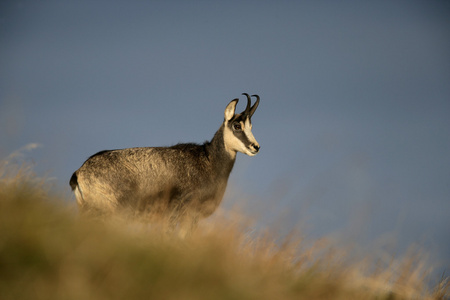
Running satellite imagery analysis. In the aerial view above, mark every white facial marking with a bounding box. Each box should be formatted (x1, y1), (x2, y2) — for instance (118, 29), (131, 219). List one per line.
(243, 118), (259, 156)
(223, 122), (240, 158)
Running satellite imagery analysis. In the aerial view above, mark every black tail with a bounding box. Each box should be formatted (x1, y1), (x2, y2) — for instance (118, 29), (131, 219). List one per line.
(69, 172), (78, 191)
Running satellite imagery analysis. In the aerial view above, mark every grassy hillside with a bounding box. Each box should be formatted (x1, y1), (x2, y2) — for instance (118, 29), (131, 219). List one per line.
(0, 157), (448, 299)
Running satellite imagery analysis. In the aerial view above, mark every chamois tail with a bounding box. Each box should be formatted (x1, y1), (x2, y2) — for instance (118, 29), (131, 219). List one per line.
(69, 172), (78, 191)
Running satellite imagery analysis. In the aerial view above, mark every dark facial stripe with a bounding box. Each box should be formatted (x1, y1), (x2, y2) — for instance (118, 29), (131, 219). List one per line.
(234, 130), (253, 147)
(227, 115), (254, 147)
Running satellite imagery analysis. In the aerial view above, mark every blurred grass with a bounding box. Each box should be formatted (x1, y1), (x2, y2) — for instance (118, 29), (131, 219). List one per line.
(0, 147), (448, 300)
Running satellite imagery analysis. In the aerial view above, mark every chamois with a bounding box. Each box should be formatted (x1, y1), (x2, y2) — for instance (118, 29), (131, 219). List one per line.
(70, 93), (260, 221)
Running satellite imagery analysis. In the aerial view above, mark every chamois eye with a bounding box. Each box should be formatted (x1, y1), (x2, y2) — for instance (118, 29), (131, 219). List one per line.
(233, 123), (242, 131)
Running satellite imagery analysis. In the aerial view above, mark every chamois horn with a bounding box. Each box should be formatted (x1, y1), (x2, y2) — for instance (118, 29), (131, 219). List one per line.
(242, 93), (252, 115)
(250, 94), (260, 118)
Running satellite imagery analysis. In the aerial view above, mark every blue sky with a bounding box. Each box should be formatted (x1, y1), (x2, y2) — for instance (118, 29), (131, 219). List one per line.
(1, 0), (449, 275)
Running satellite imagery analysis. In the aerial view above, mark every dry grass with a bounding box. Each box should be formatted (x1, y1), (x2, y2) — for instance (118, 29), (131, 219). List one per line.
(0, 147), (448, 300)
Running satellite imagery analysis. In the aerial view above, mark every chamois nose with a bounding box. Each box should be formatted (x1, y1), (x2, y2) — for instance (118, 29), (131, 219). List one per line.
(252, 144), (260, 153)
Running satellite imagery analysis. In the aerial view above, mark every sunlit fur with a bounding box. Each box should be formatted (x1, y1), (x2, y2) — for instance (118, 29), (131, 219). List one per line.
(70, 94), (260, 221)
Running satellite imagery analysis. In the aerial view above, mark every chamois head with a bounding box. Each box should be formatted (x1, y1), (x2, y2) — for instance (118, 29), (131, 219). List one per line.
(223, 93), (260, 157)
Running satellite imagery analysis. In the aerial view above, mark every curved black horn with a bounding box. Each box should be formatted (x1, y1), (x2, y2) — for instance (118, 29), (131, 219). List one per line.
(242, 93), (252, 115)
(249, 94), (260, 117)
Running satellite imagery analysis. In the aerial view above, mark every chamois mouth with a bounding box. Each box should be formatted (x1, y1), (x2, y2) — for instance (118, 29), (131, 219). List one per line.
(248, 151), (259, 157)
(248, 144), (260, 156)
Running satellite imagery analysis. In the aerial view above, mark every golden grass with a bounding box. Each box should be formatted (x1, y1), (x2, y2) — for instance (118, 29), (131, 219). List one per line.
(0, 148), (448, 300)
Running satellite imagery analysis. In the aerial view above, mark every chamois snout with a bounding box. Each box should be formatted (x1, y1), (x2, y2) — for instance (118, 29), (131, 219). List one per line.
(251, 143), (260, 154)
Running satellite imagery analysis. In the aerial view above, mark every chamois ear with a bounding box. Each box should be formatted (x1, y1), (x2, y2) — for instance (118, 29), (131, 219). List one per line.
(224, 98), (238, 121)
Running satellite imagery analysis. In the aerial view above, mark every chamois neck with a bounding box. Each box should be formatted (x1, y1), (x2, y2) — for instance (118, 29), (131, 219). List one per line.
(207, 124), (236, 165)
